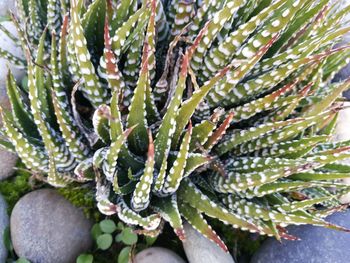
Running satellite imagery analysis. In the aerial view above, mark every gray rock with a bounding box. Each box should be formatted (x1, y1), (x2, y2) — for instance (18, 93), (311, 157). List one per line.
(182, 222), (235, 263)
(0, 150), (17, 180)
(11, 189), (93, 263)
(0, 0), (16, 16)
(335, 55), (350, 99)
(133, 247), (186, 263)
(0, 195), (9, 262)
(251, 210), (350, 263)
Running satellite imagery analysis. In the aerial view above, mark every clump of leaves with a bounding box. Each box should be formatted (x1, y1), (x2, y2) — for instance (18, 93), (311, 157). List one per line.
(0, 162), (31, 212)
(1, 0), (350, 252)
(80, 219), (154, 263)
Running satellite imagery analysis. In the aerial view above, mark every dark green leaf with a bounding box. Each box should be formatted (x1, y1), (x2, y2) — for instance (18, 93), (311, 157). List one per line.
(97, 234), (113, 250)
(118, 246), (131, 263)
(120, 228), (138, 245)
(99, 219), (117, 234)
(76, 254), (93, 263)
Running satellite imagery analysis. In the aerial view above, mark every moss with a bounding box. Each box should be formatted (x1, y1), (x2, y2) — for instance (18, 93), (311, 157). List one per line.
(0, 162), (32, 213)
(57, 184), (100, 221)
(0, 159), (98, 220)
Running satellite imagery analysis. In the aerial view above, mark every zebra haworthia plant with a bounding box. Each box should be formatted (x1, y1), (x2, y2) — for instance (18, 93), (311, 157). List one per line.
(2, 0), (350, 251)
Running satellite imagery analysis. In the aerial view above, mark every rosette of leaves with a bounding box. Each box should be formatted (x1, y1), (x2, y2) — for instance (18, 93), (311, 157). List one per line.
(2, 0), (350, 252)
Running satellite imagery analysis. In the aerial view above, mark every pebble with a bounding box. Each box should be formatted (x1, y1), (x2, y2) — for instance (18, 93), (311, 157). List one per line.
(182, 222), (235, 263)
(0, 0), (16, 17)
(133, 247), (186, 263)
(251, 210), (350, 263)
(0, 194), (9, 262)
(10, 189), (93, 263)
(0, 150), (17, 180)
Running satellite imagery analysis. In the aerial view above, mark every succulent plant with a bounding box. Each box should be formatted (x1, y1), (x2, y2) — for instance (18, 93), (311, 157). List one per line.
(2, 0), (350, 251)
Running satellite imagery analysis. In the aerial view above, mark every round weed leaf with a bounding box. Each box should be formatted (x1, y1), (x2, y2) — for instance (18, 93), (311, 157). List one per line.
(118, 246), (131, 263)
(91, 223), (103, 240)
(117, 222), (124, 230)
(121, 228), (138, 245)
(76, 254), (93, 263)
(97, 233), (113, 250)
(99, 219), (117, 234)
(115, 233), (123, 242)
(16, 258), (30, 263)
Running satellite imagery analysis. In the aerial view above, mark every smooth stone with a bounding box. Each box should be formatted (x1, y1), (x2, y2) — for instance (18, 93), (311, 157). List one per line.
(0, 150), (17, 180)
(11, 189), (93, 263)
(182, 222), (235, 263)
(133, 247), (186, 263)
(0, 195), (9, 262)
(251, 210), (350, 263)
(0, 0), (16, 16)
(333, 102), (350, 143)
